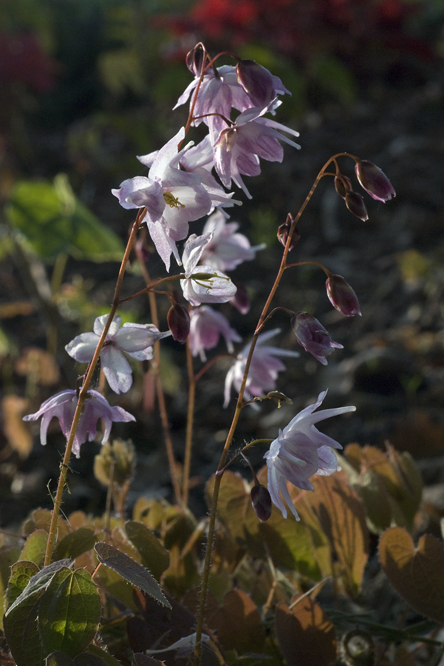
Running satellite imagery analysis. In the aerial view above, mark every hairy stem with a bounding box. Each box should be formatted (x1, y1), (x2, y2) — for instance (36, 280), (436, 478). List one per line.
(44, 208), (145, 566)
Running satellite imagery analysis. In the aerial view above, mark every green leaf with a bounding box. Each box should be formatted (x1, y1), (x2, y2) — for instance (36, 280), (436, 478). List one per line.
(52, 528), (97, 562)
(6, 176), (124, 263)
(4, 578), (45, 666)
(0, 546), (21, 630)
(95, 542), (171, 608)
(6, 559), (72, 617)
(125, 521), (170, 581)
(20, 529), (48, 566)
(6, 559), (39, 607)
(38, 567), (101, 658)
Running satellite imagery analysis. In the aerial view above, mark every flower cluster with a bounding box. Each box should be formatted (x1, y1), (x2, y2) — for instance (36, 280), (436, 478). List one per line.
(21, 43), (395, 528)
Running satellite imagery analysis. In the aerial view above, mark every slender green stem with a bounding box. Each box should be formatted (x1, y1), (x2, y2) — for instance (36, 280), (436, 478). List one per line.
(44, 208), (145, 566)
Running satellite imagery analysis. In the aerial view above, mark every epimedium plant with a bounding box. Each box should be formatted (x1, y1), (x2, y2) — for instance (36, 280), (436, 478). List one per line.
(1, 41), (439, 666)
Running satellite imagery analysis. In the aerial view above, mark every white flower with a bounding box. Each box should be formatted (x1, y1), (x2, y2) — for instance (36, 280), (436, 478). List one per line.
(65, 314), (171, 394)
(264, 390), (356, 519)
(112, 128), (212, 271)
(224, 329), (299, 407)
(201, 211), (265, 271)
(180, 233), (237, 306)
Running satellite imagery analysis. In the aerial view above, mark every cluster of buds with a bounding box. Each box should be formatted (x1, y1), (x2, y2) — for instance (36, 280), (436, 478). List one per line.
(335, 158), (395, 222)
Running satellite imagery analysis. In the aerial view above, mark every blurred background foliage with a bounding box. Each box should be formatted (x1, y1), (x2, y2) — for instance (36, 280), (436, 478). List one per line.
(1, 0), (444, 525)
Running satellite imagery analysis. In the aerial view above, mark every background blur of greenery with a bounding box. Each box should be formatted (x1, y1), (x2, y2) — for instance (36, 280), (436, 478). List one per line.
(1, 0), (444, 523)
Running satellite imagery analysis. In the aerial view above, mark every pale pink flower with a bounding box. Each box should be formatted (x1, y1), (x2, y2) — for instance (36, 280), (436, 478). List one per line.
(23, 389), (135, 458)
(112, 128), (212, 271)
(174, 64), (290, 138)
(214, 101), (300, 198)
(189, 306), (241, 361)
(138, 136), (242, 217)
(224, 329), (299, 407)
(201, 211), (265, 271)
(66, 314), (171, 394)
(180, 233), (237, 306)
(264, 390), (356, 519)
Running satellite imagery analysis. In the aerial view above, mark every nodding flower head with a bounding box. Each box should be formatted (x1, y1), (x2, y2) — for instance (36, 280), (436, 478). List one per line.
(264, 390), (356, 519)
(23, 389), (135, 458)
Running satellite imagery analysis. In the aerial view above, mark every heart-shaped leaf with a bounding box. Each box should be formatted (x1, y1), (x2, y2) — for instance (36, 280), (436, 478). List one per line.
(38, 567), (101, 657)
(379, 527), (444, 624)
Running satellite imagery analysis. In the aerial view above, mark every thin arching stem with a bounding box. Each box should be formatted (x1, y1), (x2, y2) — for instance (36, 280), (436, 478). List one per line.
(44, 208), (145, 566)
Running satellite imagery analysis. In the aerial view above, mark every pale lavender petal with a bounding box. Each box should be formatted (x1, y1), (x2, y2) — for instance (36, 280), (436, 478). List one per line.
(114, 324), (170, 352)
(65, 332), (99, 363)
(182, 233), (213, 276)
(100, 346), (133, 394)
(94, 314), (122, 337)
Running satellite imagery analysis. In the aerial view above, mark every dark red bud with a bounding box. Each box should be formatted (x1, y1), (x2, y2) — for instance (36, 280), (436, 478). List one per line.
(186, 43), (208, 77)
(345, 191), (369, 221)
(326, 274), (361, 317)
(167, 304), (190, 344)
(277, 214), (300, 250)
(231, 281), (250, 314)
(236, 59), (275, 107)
(250, 484), (272, 521)
(334, 175), (352, 199)
(355, 159), (396, 203)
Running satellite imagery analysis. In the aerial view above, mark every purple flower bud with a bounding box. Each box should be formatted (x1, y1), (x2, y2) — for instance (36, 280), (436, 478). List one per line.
(230, 281), (250, 314)
(167, 304), (190, 344)
(186, 43), (208, 77)
(291, 312), (343, 365)
(326, 274), (361, 317)
(236, 59), (275, 107)
(345, 191), (369, 221)
(355, 160), (396, 203)
(277, 214), (300, 250)
(334, 175), (352, 199)
(250, 484), (272, 521)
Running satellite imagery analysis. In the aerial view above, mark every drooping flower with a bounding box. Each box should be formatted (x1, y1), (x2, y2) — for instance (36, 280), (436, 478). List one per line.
(180, 233), (237, 306)
(65, 314), (171, 394)
(355, 159), (396, 202)
(213, 100), (300, 198)
(174, 63), (290, 139)
(291, 312), (343, 365)
(201, 211), (265, 271)
(224, 328), (299, 407)
(345, 191), (369, 221)
(112, 128), (213, 271)
(189, 305), (241, 361)
(23, 389), (135, 458)
(326, 274), (361, 317)
(264, 390), (356, 519)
